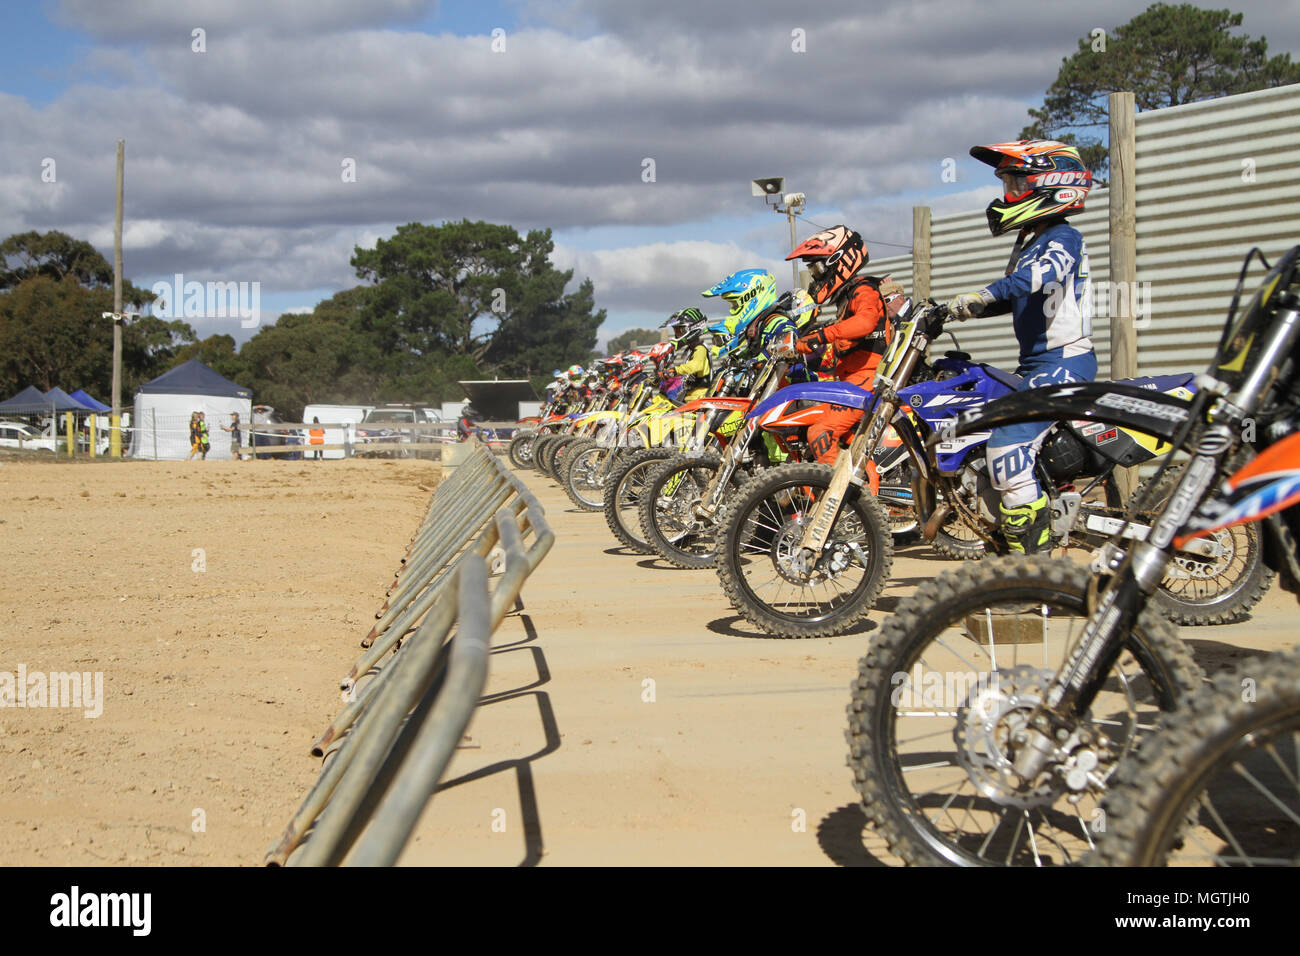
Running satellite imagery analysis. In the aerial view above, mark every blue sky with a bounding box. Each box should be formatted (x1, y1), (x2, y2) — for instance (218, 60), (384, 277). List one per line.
(3, 0), (1298, 345)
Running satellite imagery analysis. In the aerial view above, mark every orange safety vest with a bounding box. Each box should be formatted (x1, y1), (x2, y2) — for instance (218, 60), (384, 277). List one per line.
(309, 427), (325, 445)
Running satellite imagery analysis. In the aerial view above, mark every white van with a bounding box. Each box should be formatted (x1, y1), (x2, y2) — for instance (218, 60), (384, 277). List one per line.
(301, 404), (373, 460)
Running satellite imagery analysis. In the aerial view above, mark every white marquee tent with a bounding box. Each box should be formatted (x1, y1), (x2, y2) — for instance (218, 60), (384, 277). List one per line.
(130, 359), (253, 460)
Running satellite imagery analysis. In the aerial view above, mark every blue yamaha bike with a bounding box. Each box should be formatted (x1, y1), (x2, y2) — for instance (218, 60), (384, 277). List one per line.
(716, 303), (1270, 638)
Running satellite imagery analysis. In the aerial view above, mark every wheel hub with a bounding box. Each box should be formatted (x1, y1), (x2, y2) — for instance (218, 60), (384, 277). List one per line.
(952, 665), (1064, 809)
(1170, 528), (1233, 580)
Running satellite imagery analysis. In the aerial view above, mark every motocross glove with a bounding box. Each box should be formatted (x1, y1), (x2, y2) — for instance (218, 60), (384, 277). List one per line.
(795, 329), (828, 355)
(947, 289), (995, 320)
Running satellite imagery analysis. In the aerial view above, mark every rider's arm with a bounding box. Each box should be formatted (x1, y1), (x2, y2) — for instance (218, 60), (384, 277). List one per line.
(799, 285), (883, 351)
(673, 345), (710, 379)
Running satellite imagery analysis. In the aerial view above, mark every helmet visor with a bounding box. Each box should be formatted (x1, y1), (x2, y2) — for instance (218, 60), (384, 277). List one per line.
(998, 170), (1032, 201)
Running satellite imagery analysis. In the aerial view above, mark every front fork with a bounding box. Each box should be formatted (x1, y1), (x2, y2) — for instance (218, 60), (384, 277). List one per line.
(1010, 436), (1230, 783)
(796, 391), (899, 556)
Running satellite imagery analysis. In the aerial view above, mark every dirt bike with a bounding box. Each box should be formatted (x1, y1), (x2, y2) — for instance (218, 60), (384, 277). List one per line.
(845, 244), (1300, 865)
(598, 349), (787, 554)
(1090, 429), (1300, 866)
(638, 328), (810, 568)
(562, 376), (690, 510)
(715, 299), (1269, 639)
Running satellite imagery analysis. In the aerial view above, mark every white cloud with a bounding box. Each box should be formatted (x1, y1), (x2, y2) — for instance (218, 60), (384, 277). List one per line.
(6, 0), (1298, 334)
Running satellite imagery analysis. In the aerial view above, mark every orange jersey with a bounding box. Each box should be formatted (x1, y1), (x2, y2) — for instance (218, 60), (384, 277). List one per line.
(820, 283), (888, 386)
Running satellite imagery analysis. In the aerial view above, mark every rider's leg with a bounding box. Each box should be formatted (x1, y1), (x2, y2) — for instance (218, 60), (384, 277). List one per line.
(985, 354), (1098, 554)
(987, 422), (1053, 554)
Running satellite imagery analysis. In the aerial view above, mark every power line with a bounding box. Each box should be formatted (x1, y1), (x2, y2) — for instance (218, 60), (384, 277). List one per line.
(800, 213), (912, 250)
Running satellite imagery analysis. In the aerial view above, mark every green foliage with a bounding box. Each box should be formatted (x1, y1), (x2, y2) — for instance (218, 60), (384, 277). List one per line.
(0, 222), (605, 419)
(603, 327), (663, 355)
(351, 219), (602, 373)
(0, 232), (186, 398)
(1021, 3), (1300, 180)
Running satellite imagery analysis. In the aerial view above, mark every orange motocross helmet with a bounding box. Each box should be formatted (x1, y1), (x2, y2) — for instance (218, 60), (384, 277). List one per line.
(970, 140), (1092, 237)
(786, 225), (868, 305)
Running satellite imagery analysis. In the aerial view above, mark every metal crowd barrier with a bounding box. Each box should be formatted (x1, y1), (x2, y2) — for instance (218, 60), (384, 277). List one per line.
(265, 438), (554, 866)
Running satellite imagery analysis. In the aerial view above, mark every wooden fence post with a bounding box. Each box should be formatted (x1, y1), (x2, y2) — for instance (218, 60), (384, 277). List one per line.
(1109, 91), (1139, 499)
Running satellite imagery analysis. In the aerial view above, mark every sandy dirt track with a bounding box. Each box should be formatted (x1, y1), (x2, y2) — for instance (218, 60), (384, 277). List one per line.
(0, 455), (437, 865)
(1, 452), (1294, 866)
(395, 464), (1299, 867)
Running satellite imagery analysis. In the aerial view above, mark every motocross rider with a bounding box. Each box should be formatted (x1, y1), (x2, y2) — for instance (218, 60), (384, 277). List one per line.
(664, 307), (712, 402)
(947, 139), (1095, 554)
(786, 226), (891, 468)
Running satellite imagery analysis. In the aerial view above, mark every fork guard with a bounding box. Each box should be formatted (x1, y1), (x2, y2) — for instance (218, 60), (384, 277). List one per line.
(948, 381), (1192, 443)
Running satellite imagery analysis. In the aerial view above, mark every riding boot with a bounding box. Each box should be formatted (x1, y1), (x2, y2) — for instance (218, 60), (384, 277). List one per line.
(1000, 493), (1051, 554)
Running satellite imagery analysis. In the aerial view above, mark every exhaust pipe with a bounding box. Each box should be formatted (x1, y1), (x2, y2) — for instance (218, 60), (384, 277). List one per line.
(922, 502), (951, 542)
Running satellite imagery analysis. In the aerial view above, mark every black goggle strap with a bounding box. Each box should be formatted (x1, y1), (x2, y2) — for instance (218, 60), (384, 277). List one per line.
(1004, 229), (1030, 276)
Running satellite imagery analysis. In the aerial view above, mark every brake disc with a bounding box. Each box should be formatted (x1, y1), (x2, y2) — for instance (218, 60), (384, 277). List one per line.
(952, 665), (1065, 810)
(1169, 527), (1234, 580)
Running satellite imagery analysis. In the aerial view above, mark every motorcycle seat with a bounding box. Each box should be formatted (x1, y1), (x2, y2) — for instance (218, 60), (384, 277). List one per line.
(1115, 373), (1196, 392)
(979, 364), (1025, 391)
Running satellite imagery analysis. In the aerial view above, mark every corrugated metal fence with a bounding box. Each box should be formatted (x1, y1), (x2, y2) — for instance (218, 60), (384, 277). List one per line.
(891, 82), (1300, 379)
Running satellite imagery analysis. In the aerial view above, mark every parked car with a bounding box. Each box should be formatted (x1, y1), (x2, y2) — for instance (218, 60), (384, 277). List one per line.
(0, 421), (57, 453)
(355, 406), (431, 456)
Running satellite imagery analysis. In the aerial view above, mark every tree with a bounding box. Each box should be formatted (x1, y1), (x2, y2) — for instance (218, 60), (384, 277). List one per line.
(235, 303), (381, 421)
(0, 231), (114, 290)
(0, 231), (185, 397)
(604, 327), (663, 355)
(350, 220), (604, 386)
(486, 277), (606, 380)
(1021, 4), (1300, 180)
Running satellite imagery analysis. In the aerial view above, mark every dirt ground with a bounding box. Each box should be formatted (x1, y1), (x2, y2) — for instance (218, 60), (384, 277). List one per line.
(0, 454), (438, 865)
(1, 450), (1295, 867)
(395, 465), (1300, 867)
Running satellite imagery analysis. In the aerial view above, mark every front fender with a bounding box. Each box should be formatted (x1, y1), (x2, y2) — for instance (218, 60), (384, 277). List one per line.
(951, 381), (1192, 442)
(659, 396), (750, 422)
(574, 410), (624, 427)
(749, 381), (874, 419)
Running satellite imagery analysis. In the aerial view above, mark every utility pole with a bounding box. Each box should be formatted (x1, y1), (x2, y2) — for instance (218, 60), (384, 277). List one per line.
(111, 139), (124, 457)
(781, 193), (806, 290)
(786, 204), (799, 290)
(751, 178), (805, 290)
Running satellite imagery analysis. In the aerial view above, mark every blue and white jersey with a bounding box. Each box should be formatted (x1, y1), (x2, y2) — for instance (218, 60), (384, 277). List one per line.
(984, 222), (1093, 364)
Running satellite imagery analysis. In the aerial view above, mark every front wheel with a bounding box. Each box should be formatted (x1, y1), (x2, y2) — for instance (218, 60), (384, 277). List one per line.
(716, 463), (894, 638)
(602, 448), (677, 553)
(563, 440), (609, 511)
(508, 431), (536, 469)
(847, 556), (1202, 866)
(1093, 647), (1300, 866)
(640, 453), (730, 569)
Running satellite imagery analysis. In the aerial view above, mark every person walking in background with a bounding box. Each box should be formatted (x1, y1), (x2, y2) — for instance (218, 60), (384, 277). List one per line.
(309, 417), (325, 461)
(198, 412), (211, 460)
(185, 411), (201, 461)
(221, 412), (243, 461)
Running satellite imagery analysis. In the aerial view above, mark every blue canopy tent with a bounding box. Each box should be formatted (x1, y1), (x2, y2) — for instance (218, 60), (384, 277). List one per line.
(69, 390), (111, 412)
(43, 387), (95, 412)
(0, 385), (53, 415)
